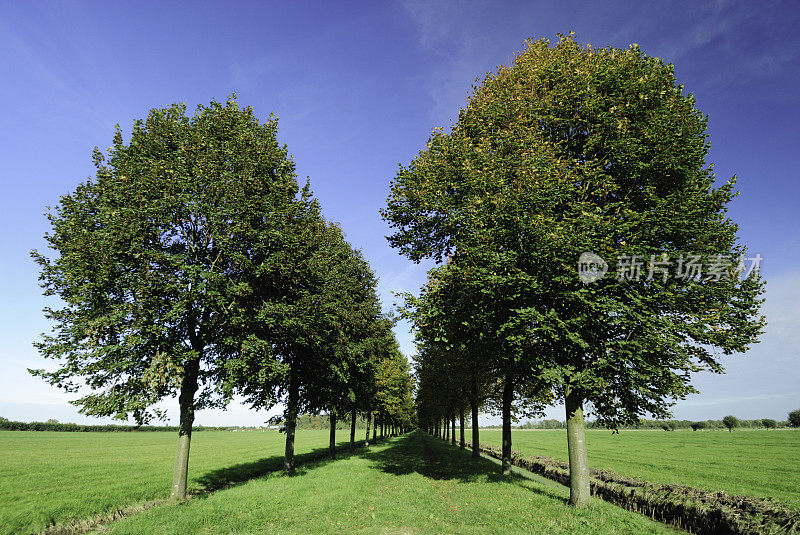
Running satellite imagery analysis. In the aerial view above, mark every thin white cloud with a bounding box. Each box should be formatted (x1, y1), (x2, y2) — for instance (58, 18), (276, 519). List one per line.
(681, 393), (794, 407)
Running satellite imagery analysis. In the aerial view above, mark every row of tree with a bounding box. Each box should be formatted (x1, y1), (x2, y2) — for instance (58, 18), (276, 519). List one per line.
(383, 35), (765, 506)
(511, 416), (797, 430)
(31, 98), (414, 499)
(0, 417), (225, 432)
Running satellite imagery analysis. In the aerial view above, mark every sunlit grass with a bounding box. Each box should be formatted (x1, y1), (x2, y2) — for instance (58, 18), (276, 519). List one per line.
(478, 428), (800, 507)
(105, 432), (674, 534)
(0, 429), (350, 534)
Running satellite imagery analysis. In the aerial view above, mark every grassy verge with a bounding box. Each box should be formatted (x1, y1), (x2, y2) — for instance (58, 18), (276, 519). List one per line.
(104, 431), (676, 534)
(478, 428), (800, 507)
(0, 429), (354, 534)
(471, 440), (798, 534)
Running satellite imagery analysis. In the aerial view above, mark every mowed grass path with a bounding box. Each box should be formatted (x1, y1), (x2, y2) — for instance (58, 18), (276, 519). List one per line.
(479, 428), (800, 507)
(105, 431), (674, 534)
(0, 429), (353, 535)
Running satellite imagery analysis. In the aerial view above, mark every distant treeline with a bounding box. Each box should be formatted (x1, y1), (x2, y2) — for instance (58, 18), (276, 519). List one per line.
(510, 418), (791, 430)
(273, 413), (368, 431)
(0, 413), (362, 432)
(0, 417), (228, 432)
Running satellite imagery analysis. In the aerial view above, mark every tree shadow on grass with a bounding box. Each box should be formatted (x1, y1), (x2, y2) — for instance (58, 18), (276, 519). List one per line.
(360, 431), (569, 503)
(193, 438), (385, 496)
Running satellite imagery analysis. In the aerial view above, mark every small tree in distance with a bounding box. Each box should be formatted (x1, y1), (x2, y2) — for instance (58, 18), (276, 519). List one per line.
(788, 410), (800, 428)
(722, 415), (740, 432)
(690, 421), (708, 431)
(762, 418), (777, 429)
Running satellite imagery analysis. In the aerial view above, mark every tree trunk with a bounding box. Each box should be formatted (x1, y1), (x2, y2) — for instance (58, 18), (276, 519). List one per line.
(501, 374), (513, 475)
(451, 413), (456, 445)
(565, 384), (590, 507)
(329, 411), (337, 458)
(459, 406), (465, 450)
(373, 414), (377, 441)
(471, 378), (480, 458)
(349, 407), (357, 452)
(283, 370), (299, 473)
(444, 416), (449, 442)
(170, 357), (200, 500)
(365, 411), (371, 446)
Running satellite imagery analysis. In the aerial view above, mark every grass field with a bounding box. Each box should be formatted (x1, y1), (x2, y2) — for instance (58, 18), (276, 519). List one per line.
(4, 428), (796, 534)
(102, 431), (674, 534)
(0, 429), (355, 535)
(479, 428), (800, 507)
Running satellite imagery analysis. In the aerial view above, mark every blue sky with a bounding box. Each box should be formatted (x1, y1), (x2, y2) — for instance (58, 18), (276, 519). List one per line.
(1, 1), (798, 426)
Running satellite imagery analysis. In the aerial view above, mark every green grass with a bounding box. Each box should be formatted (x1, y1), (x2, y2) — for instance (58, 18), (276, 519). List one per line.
(478, 428), (800, 507)
(0, 429), (356, 535)
(6, 427), (794, 534)
(104, 431), (675, 534)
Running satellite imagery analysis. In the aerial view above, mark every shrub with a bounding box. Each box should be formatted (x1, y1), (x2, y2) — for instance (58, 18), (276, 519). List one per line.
(788, 409), (800, 428)
(722, 415), (740, 432)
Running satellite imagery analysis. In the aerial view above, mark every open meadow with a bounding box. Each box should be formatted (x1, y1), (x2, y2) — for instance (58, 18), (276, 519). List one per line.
(7, 427), (798, 533)
(0, 429), (352, 535)
(0, 430), (681, 534)
(479, 428), (800, 507)
(98, 432), (673, 534)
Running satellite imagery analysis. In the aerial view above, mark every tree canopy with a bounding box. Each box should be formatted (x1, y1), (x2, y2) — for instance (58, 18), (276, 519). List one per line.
(383, 34), (765, 506)
(28, 96), (418, 496)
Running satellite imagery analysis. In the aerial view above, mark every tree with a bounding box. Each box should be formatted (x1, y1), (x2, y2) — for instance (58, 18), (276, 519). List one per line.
(383, 34), (765, 506)
(722, 415), (740, 432)
(30, 97), (303, 499)
(762, 418), (777, 429)
(788, 410), (800, 428)
(690, 421), (708, 431)
(374, 344), (415, 436)
(229, 215), (389, 471)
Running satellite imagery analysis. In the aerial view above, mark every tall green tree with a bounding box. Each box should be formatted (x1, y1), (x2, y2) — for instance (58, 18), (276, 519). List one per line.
(229, 216), (386, 471)
(31, 98), (303, 499)
(789, 410), (800, 428)
(383, 35), (765, 506)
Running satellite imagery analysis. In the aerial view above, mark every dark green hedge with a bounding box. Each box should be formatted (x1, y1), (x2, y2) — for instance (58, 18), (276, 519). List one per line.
(0, 420), (227, 432)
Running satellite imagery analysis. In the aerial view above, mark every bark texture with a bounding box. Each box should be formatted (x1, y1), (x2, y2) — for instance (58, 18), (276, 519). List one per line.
(170, 357), (199, 500)
(329, 412), (337, 458)
(283, 371), (299, 473)
(565, 385), (590, 506)
(349, 407), (357, 452)
(501, 374), (513, 475)
(470, 381), (480, 458)
(459, 407), (465, 450)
